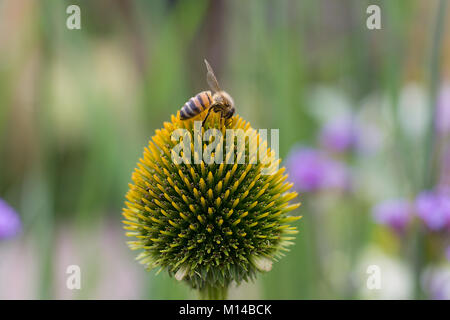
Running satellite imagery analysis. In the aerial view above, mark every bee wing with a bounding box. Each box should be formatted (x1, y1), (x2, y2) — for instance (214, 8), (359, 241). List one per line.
(204, 59), (221, 93)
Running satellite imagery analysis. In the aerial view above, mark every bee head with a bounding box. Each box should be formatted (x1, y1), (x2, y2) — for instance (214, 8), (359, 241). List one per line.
(213, 91), (234, 109)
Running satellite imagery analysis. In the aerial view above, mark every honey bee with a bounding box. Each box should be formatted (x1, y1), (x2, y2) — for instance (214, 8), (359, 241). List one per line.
(180, 59), (235, 127)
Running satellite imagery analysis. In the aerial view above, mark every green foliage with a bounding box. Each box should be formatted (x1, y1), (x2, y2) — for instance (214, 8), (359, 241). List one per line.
(0, 0), (440, 299)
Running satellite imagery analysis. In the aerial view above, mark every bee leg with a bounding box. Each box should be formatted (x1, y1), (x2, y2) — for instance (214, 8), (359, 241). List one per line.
(220, 111), (225, 128)
(202, 107), (214, 127)
(224, 109), (233, 127)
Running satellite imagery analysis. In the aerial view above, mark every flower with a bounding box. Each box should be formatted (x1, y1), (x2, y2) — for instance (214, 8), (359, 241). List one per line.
(436, 83), (450, 134)
(438, 148), (450, 188)
(415, 191), (450, 231)
(0, 198), (21, 240)
(319, 117), (358, 153)
(372, 199), (412, 233)
(286, 147), (349, 192)
(422, 266), (450, 300)
(122, 111), (301, 298)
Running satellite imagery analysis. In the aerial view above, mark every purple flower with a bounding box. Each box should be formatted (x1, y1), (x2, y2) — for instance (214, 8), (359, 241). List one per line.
(415, 191), (450, 231)
(436, 83), (450, 134)
(373, 199), (412, 233)
(423, 268), (450, 300)
(438, 147), (450, 188)
(286, 147), (349, 192)
(0, 198), (21, 240)
(319, 117), (358, 153)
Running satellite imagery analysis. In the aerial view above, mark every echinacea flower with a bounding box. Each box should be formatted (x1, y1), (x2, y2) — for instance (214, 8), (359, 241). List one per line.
(319, 117), (358, 153)
(286, 147), (349, 193)
(0, 198), (21, 240)
(122, 112), (301, 299)
(372, 199), (412, 233)
(415, 190), (450, 231)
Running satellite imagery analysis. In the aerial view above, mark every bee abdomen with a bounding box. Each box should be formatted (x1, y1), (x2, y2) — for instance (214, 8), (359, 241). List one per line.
(180, 91), (212, 120)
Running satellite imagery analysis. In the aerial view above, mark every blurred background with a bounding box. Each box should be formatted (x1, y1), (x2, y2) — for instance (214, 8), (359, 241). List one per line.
(1, 0), (450, 299)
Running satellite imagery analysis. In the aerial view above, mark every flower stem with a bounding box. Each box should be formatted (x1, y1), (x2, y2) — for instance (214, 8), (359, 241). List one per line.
(198, 285), (228, 300)
(414, 0), (447, 300)
(423, 0), (447, 189)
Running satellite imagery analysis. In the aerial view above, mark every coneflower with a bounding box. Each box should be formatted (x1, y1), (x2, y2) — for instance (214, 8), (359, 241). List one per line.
(122, 111), (301, 299)
(0, 198), (21, 240)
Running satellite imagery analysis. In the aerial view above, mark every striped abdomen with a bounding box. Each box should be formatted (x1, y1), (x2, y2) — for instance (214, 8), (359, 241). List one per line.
(180, 91), (212, 120)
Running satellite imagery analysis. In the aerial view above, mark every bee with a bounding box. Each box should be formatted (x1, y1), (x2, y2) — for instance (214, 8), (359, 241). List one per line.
(180, 59), (235, 127)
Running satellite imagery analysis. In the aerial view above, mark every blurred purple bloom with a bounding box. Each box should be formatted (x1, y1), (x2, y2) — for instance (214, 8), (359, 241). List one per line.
(423, 268), (450, 300)
(286, 147), (349, 192)
(415, 191), (450, 231)
(436, 83), (450, 134)
(0, 198), (21, 240)
(373, 199), (412, 233)
(438, 147), (450, 188)
(319, 117), (358, 153)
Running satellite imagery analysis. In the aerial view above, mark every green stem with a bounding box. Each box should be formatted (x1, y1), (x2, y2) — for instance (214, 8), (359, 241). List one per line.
(414, 0), (447, 300)
(423, 0), (447, 189)
(198, 285), (228, 300)
(413, 227), (425, 299)
(308, 199), (334, 298)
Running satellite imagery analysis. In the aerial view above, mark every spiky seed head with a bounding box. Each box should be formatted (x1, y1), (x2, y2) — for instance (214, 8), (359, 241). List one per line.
(122, 111), (301, 292)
